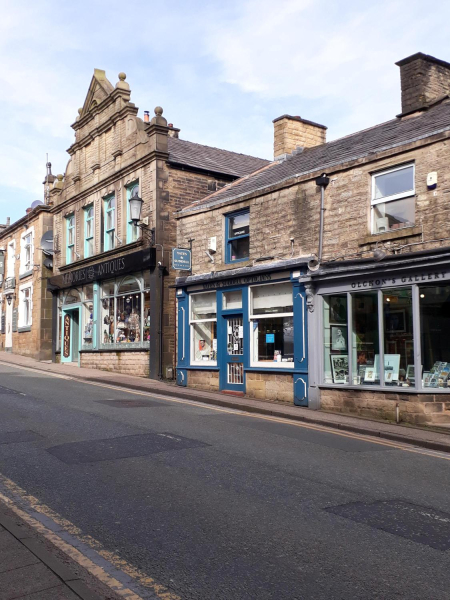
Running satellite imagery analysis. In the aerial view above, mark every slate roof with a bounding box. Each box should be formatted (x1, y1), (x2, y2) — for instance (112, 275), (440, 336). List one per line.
(167, 137), (270, 178)
(178, 100), (450, 214)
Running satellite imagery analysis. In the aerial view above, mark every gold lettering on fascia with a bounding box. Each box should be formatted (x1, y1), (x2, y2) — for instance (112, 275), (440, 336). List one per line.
(202, 273), (272, 290)
(62, 257), (126, 286)
(351, 272), (446, 289)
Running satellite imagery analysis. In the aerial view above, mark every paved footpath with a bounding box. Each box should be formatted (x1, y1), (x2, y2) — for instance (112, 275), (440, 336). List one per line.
(0, 351), (449, 453)
(0, 499), (118, 600)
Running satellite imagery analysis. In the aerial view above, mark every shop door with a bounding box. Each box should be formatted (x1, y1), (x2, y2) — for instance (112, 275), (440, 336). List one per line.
(5, 300), (12, 349)
(221, 315), (245, 392)
(61, 308), (80, 363)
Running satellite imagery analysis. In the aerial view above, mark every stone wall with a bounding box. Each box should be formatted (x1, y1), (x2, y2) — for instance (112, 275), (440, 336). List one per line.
(186, 369), (219, 392)
(397, 54), (450, 114)
(80, 351), (149, 377)
(273, 115), (326, 159)
(246, 372), (294, 404)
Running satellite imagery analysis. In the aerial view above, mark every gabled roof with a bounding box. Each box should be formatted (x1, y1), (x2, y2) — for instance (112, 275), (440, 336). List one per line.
(167, 137), (270, 178)
(80, 69), (115, 119)
(178, 100), (450, 214)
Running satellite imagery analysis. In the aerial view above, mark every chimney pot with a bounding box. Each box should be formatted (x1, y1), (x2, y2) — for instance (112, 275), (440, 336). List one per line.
(144, 111), (150, 123)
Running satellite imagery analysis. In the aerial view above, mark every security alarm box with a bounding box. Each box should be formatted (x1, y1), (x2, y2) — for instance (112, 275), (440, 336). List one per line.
(207, 237), (217, 252)
(427, 172), (437, 189)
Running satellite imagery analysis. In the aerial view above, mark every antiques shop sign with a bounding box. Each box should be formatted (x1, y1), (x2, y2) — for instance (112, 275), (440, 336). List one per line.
(351, 270), (447, 290)
(63, 314), (70, 358)
(49, 249), (156, 289)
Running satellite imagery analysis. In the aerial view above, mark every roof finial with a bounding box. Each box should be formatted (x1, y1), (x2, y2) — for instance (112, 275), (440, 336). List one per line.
(116, 72), (130, 91)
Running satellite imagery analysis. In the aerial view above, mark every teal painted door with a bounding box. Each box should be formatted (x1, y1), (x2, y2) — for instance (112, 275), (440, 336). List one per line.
(220, 314), (245, 392)
(61, 308), (81, 363)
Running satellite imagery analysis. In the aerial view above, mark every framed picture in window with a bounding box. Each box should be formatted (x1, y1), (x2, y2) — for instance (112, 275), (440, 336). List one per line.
(330, 355), (349, 384)
(329, 297), (347, 324)
(331, 326), (347, 351)
(385, 310), (406, 332)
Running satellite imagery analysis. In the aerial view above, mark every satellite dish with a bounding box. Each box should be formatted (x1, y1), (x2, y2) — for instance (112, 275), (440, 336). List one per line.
(31, 200), (44, 209)
(43, 257), (53, 270)
(40, 230), (54, 255)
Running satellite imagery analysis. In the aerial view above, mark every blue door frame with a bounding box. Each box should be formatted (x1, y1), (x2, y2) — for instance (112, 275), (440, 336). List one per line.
(218, 287), (248, 392)
(61, 306), (82, 364)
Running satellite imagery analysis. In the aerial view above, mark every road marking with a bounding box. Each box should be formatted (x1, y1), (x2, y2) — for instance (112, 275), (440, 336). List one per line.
(1, 360), (450, 462)
(0, 473), (181, 600)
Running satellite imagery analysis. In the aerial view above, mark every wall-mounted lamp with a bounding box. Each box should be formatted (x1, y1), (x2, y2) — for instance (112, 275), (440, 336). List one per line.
(6, 293), (15, 306)
(129, 188), (144, 225)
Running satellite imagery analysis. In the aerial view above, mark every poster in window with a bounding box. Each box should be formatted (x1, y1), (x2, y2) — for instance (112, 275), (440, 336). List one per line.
(330, 355), (349, 384)
(385, 310), (406, 332)
(329, 296), (347, 324)
(331, 326), (347, 351)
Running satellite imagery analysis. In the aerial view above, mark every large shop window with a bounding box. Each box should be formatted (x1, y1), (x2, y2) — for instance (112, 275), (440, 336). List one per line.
(101, 276), (150, 347)
(226, 209), (250, 263)
(190, 292), (217, 364)
(250, 282), (294, 368)
(371, 164), (415, 234)
(420, 285), (450, 388)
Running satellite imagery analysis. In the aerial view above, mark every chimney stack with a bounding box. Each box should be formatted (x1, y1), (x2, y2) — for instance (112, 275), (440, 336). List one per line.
(273, 115), (326, 160)
(396, 53), (450, 116)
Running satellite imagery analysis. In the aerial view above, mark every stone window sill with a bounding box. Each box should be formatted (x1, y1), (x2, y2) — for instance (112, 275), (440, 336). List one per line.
(359, 226), (422, 246)
(19, 270), (33, 280)
(18, 326), (32, 333)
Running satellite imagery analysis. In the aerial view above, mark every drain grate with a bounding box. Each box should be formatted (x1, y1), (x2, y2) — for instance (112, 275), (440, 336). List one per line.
(326, 499), (450, 551)
(46, 432), (209, 464)
(0, 430), (43, 444)
(95, 399), (165, 408)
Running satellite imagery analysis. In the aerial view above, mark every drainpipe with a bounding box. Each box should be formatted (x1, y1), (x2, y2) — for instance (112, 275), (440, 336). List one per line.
(315, 174), (330, 263)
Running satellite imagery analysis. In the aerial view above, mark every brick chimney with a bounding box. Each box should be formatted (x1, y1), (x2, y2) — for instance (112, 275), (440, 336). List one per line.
(273, 115), (326, 160)
(396, 53), (450, 116)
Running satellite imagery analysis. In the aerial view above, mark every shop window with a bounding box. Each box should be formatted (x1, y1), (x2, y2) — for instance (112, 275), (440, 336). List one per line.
(66, 215), (75, 264)
(190, 292), (217, 364)
(324, 294), (348, 383)
(420, 285), (450, 388)
(383, 288), (414, 385)
(82, 284), (94, 347)
(351, 292), (379, 385)
(222, 290), (242, 310)
(250, 282), (294, 367)
(64, 288), (81, 304)
(371, 164), (415, 234)
(104, 196), (115, 251)
(225, 209), (249, 263)
(126, 183), (140, 244)
(84, 205), (94, 258)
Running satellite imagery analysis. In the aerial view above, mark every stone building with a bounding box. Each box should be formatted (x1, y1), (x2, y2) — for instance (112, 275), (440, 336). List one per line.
(46, 69), (268, 377)
(175, 52), (450, 425)
(0, 206), (53, 360)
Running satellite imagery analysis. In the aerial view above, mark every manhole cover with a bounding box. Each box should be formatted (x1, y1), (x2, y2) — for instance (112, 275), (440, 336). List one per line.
(95, 399), (165, 408)
(0, 430), (43, 444)
(326, 499), (450, 551)
(46, 432), (209, 464)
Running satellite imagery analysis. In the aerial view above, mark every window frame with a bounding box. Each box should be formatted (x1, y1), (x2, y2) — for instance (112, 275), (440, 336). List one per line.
(104, 195), (116, 252)
(225, 208), (250, 264)
(19, 227), (34, 275)
(370, 163), (415, 234)
(66, 214), (75, 265)
(84, 204), (94, 258)
(6, 240), (15, 278)
(126, 182), (141, 244)
(18, 282), (32, 328)
(249, 282), (294, 369)
(189, 291), (218, 366)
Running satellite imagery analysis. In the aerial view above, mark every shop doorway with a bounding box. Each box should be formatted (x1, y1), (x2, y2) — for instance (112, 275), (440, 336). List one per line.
(61, 307), (81, 364)
(5, 300), (12, 350)
(220, 314), (245, 392)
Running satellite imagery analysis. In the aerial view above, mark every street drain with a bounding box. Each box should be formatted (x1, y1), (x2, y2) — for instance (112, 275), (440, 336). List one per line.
(46, 432), (210, 464)
(325, 499), (450, 551)
(95, 399), (165, 408)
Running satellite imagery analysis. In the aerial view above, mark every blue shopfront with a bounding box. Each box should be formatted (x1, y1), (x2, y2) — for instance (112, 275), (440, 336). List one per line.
(175, 262), (310, 406)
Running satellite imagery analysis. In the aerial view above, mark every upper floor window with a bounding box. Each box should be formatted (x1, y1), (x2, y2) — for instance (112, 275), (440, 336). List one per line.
(19, 229), (33, 275)
(66, 215), (75, 264)
(225, 209), (250, 263)
(7, 240), (15, 278)
(104, 196), (115, 251)
(84, 205), (94, 258)
(126, 183), (140, 244)
(371, 164), (415, 234)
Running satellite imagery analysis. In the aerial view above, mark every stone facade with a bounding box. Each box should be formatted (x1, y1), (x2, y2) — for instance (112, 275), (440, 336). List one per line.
(0, 207), (53, 361)
(246, 372), (294, 404)
(397, 53), (450, 115)
(273, 115), (326, 159)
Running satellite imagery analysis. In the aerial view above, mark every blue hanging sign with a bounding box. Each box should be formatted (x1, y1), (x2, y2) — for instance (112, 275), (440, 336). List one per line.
(172, 248), (192, 271)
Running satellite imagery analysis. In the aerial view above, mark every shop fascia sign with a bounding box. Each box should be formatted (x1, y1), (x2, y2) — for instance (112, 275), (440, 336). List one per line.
(191, 270), (291, 291)
(351, 270), (447, 290)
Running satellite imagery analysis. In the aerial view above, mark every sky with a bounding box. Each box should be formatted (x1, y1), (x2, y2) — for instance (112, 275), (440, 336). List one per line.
(1, 0), (450, 223)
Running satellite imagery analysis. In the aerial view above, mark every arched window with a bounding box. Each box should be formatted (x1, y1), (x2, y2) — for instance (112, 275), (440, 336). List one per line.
(117, 276), (141, 295)
(64, 288), (81, 305)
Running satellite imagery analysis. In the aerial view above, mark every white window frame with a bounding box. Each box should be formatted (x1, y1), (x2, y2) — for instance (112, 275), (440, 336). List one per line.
(7, 240), (15, 278)
(189, 291), (217, 366)
(20, 226), (34, 275)
(249, 282), (294, 369)
(18, 282), (32, 328)
(371, 164), (415, 233)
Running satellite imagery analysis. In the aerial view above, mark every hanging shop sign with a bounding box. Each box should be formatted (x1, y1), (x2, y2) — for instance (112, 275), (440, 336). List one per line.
(48, 248), (156, 290)
(63, 314), (70, 358)
(172, 248), (192, 271)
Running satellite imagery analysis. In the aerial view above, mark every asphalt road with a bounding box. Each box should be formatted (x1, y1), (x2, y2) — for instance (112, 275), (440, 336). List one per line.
(0, 363), (450, 600)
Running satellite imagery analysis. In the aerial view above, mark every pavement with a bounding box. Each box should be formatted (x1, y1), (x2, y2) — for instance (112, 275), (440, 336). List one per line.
(0, 351), (449, 453)
(0, 499), (118, 600)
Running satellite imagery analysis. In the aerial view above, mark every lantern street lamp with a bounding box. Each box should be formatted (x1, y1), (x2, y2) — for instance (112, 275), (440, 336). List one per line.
(129, 188), (144, 225)
(6, 294), (13, 306)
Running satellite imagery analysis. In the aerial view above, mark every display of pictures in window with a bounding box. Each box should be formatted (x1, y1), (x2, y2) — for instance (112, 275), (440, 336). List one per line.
(420, 284), (450, 388)
(250, 283), (294, 366)
(383, 289), (413, 386)
(323, 294), (348, 383)
(190, 292), (217, 364)
(83, 284), (94, 346)
(352, 292), (379, 385)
